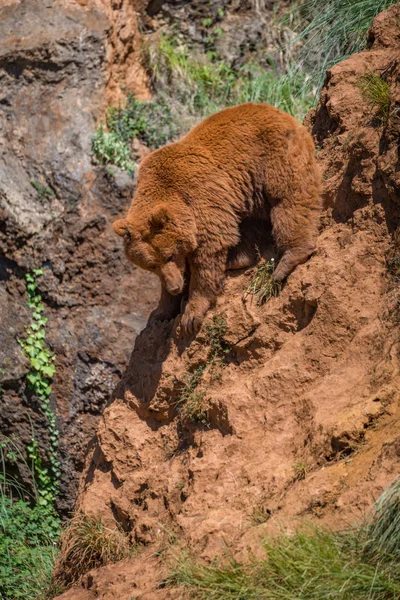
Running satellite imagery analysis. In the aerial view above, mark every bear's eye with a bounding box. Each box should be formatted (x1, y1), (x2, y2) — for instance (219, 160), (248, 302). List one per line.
(166, 255), (174, 263)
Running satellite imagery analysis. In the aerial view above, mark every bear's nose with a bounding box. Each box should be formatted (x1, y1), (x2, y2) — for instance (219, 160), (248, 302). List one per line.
(169, 286), (181, 295)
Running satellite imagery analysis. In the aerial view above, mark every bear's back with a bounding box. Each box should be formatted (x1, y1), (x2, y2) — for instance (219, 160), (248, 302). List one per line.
(183, 102), (300, 147)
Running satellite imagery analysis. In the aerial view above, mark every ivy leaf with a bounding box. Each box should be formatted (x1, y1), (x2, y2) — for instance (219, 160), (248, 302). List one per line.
(42, 365), (56, 378)
(27, 373), (39, 386)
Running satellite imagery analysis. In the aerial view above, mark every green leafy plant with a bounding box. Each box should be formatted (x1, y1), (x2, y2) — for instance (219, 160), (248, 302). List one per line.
(204, 314), (230, 364)
(92, 95), (178, 174)
(169, 478), (400, 599)
(92, 125), (136, 175)
(30, 180), (54, 201)
(244, 259), (281, 305)
(358, 73), (391, 123)
(53, 513), (134, 585)
(18, 269), (59, 507)
(176, 366), (209, 425)
(0, 438), (61, 600)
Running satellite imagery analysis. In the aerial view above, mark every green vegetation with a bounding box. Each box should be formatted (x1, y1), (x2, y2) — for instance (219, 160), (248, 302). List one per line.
(93, 0), (396, 174)
(296, 0), (398, 89)
(204, 314), (230, 364)
(147, 35), (314, 121)
(0, 270), (61, 600)
(358, 73), (391, 123)
(176, 366), (208, 425)
(19, 269), (59, 507)
(92, 94), (178, 174)
(54, 514), (133, 585)
(30, 180), (54, 201)
(244, 259), (281, 305)
(170, 478), (400, 599)
(0, 438), (60, 600)
(176, 315), (230, 425)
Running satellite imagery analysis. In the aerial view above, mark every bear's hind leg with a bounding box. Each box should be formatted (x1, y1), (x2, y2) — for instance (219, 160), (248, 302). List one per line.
(270, 203), (317, 283)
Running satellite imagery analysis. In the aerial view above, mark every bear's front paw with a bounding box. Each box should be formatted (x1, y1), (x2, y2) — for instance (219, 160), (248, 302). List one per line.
(180, 306), (204, 336)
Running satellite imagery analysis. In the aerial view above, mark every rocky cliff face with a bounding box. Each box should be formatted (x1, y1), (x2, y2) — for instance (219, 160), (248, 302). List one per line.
(0, 0), (158, 512)
(54, 5), (400, 598)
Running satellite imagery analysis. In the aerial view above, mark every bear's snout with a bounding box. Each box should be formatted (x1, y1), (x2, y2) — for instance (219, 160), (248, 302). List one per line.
(160, 262), (184, 296)
(168, 285), (183, 296)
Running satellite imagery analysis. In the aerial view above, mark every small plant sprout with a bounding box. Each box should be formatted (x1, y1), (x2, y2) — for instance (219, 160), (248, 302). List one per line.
(293, 462), (309, 481)
(30, 179), (54, 200)
(358, 73), (391, 123)
(244, 258), (281, 305)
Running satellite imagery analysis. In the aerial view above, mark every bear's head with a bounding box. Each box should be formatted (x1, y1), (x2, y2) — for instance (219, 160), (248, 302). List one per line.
(113, 205), (197, 296)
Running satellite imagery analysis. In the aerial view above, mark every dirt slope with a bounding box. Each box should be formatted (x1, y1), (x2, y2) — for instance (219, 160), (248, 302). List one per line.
(55, 6), (400, 598)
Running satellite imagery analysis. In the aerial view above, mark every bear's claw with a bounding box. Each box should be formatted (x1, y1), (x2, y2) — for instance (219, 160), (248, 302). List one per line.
(180, 311), (203, 336)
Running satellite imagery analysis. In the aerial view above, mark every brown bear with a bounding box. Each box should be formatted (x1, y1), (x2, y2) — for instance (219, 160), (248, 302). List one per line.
(113, 102), (322, 334)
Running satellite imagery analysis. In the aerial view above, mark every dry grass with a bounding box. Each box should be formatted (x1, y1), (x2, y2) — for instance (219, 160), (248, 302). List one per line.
(244, 259), (281, 305)
(53, 513), (133, 585)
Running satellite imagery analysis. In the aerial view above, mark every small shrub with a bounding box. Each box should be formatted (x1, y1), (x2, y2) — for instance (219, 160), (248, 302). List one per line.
(244, 259), (281, 305)
(176, 366), (210, 425)
(204, 314), (230, 363)
(92, 125), (136, 175)
(92, 94), (179, 174)
(54, 514), (133, 585)
(179, 390), (210, 425)
(106, 94), (178, 150)
(358, 73), (391, 123)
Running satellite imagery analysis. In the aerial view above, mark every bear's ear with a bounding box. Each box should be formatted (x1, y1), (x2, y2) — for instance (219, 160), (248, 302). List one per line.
(113, 218), (129, 237)
(149, 206), (173, 234)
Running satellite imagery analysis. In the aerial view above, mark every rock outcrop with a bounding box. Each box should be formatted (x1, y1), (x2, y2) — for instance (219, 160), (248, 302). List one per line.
(55, 5), (400, 598)
(0, 0), (157, 512)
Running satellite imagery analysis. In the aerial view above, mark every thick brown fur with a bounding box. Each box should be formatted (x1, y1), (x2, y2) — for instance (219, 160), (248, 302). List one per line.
(113, 103), (322, 334)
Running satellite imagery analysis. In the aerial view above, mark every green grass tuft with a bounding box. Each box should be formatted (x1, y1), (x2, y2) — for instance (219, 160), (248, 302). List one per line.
(244, 259), (281, 305)
(358, 73), (391, 123)
(295, 0), (398, 91)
